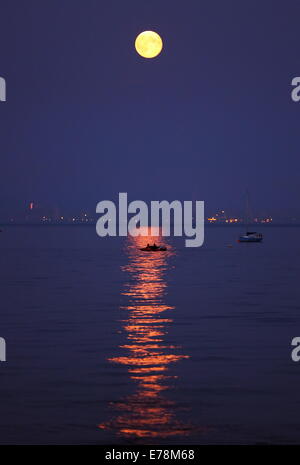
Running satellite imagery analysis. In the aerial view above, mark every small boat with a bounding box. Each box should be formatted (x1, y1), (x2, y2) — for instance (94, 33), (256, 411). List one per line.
(238, 191), (263, 243)
(238, 231), (263, 243)
(140, 244), (167, 252)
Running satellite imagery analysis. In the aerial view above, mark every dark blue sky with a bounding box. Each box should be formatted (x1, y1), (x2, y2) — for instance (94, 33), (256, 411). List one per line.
(1, 0), (300, 219)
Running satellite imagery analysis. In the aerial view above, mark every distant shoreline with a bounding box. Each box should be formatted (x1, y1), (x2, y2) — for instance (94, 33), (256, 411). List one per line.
(1, 222), (299, 228)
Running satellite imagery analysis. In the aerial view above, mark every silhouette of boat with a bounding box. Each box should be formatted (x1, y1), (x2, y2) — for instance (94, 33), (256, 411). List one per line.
(140, 244), (167, 252)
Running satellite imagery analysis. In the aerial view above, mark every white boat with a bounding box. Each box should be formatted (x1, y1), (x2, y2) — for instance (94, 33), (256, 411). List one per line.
(238, 231), (263, 243)
(239, 191), (263, 243)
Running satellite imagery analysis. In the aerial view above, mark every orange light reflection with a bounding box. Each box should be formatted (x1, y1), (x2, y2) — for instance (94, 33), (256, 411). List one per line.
(99, 230), (192, 440)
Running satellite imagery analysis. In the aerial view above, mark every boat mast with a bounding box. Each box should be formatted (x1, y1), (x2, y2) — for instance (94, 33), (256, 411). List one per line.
(245, 189), (251, 229)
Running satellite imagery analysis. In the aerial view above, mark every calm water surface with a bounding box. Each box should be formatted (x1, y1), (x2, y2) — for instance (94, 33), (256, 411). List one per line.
(0, 225), (300, 444)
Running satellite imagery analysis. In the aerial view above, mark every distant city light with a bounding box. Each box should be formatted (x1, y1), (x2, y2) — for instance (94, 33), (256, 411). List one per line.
(3, 205), (277, 225)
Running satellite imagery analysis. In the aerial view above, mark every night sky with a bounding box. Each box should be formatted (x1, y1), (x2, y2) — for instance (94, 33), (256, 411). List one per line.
(1, 0), (299, 219)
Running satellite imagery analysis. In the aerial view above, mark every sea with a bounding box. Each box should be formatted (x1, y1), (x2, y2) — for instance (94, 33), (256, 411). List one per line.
(0, 224), (300, 444)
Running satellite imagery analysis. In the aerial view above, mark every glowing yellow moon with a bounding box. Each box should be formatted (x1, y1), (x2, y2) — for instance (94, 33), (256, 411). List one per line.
(135, 31), (163, 58)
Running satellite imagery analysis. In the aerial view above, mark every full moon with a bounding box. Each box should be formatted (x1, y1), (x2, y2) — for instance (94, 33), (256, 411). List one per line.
(135, 31), (163, 59)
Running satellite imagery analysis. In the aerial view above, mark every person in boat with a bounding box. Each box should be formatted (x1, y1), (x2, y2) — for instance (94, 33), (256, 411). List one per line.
(140, 243), (167, 251)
